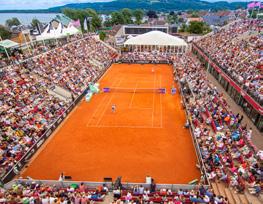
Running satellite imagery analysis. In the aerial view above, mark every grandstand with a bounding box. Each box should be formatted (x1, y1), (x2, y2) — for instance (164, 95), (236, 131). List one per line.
(0, 16), (262, 204)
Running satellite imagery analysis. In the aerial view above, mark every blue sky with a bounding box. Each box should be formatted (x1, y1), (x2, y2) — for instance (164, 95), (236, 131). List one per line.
(0, 0), (250, 10)
(0, 0), (112, 10)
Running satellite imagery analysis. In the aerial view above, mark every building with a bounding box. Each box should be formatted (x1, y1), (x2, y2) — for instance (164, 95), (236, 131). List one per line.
(123, 25), (169, 36)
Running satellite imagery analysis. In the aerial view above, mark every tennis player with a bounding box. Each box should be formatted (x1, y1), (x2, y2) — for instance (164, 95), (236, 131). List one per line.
(112, 104), (116, 113)
(151, 67), (155, 73)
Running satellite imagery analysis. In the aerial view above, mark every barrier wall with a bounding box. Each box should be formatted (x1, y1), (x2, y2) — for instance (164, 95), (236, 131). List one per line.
(118, 59), (172, 64)
(4, 179), (209, 192)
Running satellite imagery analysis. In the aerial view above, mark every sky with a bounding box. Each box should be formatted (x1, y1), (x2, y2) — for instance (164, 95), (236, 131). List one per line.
(0, 0), (112, 10)
(0, 0), (251, 10)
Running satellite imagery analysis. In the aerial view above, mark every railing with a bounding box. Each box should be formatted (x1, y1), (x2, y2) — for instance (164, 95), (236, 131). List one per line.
(0, 62), (113, 184)
(4, 179), (209, 191)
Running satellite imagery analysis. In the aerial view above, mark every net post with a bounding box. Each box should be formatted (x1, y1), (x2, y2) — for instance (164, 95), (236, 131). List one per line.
(103, 88), (110, 93)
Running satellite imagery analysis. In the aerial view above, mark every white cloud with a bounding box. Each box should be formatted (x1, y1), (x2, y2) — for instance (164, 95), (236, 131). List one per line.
(0, 0), (112, 10)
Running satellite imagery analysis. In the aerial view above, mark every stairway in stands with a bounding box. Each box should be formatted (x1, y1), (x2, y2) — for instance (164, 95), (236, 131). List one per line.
(212, 181), (262, 204)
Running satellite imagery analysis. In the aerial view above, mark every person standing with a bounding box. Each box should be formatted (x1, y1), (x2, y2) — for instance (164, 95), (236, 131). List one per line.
(112, 104), (116, 113)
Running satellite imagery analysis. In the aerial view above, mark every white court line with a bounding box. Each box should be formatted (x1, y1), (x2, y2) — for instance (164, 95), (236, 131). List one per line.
(96, 77), (124, 126)
(131, 107), (152, 110)
(129, 81), (138, 108)
(87, 77), (120, 126)
(87, 125), (162, 129)
(159, 75), (163, 128)
(151, 71), (157, 127)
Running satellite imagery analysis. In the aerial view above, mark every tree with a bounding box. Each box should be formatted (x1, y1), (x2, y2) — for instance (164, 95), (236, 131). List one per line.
(147, 10), (158, 18)
(63, 8), (101, 32)
(133, 9), (144, 25)
(5, 17), (21, 28)
(169, 11), (175, 16)
(31, 18), (41, 28)
(191, 12), (199, 18)
(121, 8), (133, 24)
(178, 17), (184, 23)
(187, 21), (211, 34)
(0, 25), (11, 40)
(104, 19), (112, 27)
(91, 15), (102, 31)
(111, 11), (125, 25)
(179, 23), (187, 32)
(99, 31), (107, 41)
(167, 12), (178, 24)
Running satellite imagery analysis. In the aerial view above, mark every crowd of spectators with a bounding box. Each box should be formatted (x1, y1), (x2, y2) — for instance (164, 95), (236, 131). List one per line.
(121, 51), (174, 63)
(174, 53), (262, 194)
(0, 181), (229, 204)
(0, 181), (108, 203)
(0, 34), (84, 68)
(111, 185), (227, 204)
(0, 35), (118, 180)
(196, 19), (262, 104)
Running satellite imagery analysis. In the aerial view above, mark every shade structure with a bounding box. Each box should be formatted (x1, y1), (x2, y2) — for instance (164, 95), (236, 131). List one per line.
(124, 30), (187, 54)
(124, 31), (187, 47)
(0, 40), (19, 49)
(36, 23), (81, 41)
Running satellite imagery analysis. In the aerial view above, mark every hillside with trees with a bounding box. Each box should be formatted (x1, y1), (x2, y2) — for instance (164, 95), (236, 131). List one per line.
(0, 0), (247, 13)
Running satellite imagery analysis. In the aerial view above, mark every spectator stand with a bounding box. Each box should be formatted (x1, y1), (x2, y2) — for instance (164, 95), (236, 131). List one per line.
(173, 64), (210, 188)
(0, 60), (114, 184)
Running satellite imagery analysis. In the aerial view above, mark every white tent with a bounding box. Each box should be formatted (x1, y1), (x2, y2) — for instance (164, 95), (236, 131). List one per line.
(124, 31), (187, 54)
(64, 26), (81, 36)
(36, 23), (80, 41)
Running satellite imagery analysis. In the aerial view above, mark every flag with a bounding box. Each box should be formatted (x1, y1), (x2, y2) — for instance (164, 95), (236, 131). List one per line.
(247, 2), (256, 9)
(69, 19), (81, 28)
(83, 17), (88, 31)
(255, 2), (261, 7)
(248, 2), (261, 9)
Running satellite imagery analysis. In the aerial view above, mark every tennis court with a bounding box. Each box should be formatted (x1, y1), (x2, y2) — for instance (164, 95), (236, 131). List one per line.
(22, 63), (200, 184)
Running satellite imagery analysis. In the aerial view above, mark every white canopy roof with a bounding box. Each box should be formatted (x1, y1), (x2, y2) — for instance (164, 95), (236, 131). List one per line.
(36, 23), (80, 41)
(124, 31), (187, 47)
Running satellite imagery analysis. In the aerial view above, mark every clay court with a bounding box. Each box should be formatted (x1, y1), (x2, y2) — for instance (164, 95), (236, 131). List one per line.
(22, 63), (200, 184)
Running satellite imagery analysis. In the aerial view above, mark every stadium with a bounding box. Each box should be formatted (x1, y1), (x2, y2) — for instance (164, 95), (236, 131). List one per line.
(0, 7), (262, 204)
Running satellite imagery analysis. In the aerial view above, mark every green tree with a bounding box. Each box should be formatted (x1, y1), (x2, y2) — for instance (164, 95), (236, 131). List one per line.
(187, 21), (211, 34)
(5, 17), (21, 28)
(167, 13), (178, 24)
(111, 11), (125, 25)
(191, 12), (199, 18)
(133, 9), (144, 25)
(31, 18), (41, 28)
(179, 23), (187, 32)
(90, 15), (102, 31)
(104, 19), (112, 27)
(0, 25), (11, 40)
(121, 8), (133, 24)
(63, 8), (101, 32)
(147, 10), (158, 18)
(99, 31), (107, 41)
(178, 17), (184, 23)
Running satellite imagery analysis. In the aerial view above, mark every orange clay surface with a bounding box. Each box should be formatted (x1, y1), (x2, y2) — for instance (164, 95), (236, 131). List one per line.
(22, 63), (200, 184)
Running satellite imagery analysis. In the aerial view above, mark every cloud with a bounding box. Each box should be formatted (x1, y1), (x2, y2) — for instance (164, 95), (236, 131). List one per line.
(0, 0), (112, 10)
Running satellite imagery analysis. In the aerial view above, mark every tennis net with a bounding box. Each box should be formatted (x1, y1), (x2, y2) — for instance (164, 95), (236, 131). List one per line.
(103, 87), (166, 94)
